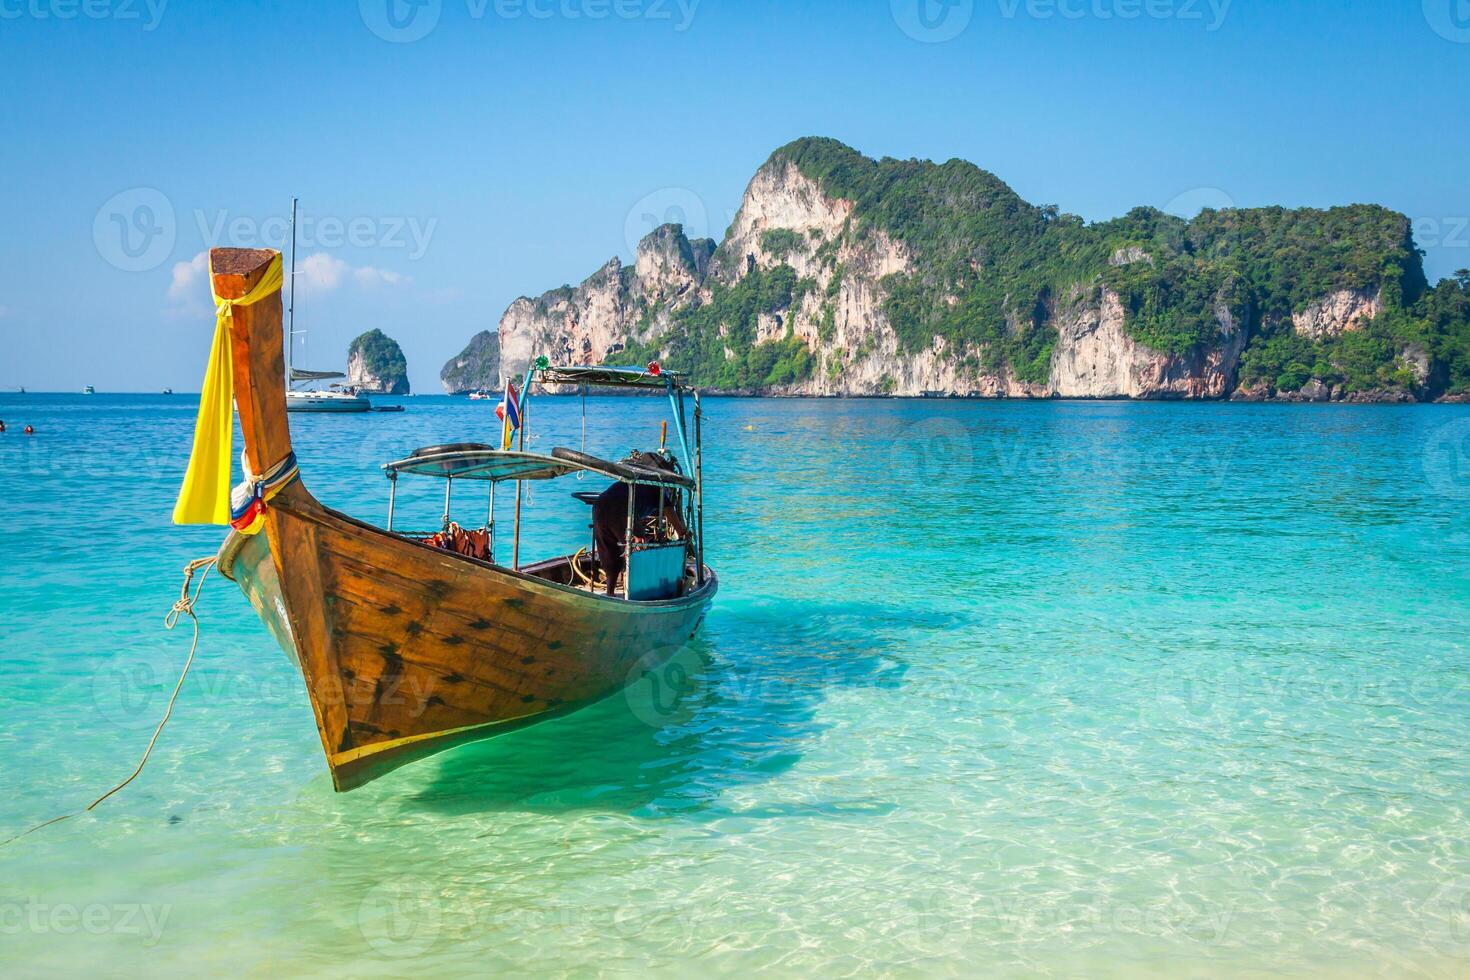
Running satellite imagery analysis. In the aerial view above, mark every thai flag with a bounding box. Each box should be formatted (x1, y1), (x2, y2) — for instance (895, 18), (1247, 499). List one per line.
(495, 378), (521, 430)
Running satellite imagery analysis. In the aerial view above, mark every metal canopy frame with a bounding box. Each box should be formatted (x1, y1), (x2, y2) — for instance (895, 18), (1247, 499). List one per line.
(380, 362), (707, 595)
(538, 365), (689, 390)
(384, 448), (579, 483)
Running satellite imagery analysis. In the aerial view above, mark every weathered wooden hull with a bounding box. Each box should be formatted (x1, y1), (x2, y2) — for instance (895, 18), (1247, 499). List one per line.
(218, 496), (715, 790)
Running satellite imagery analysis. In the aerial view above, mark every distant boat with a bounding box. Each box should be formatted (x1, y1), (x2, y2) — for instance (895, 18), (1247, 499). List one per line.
(163, 387), (174, 395)
(17, 387), (24, 394)
(83, 385), (95, 395)
(281, 198), (370, 415)
(468, 389), (493, 400)
(286, 387), (372, 413)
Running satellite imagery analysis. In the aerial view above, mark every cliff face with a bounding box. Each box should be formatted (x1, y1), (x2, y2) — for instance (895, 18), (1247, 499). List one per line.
(440, 330), (500, 394)
(496, 225), (714, 385)
(1289, 288), (1381, 340)
(492, 137), (1455, 400)
(1050, 287), (1247, 399)
(346, 329), (409, 394)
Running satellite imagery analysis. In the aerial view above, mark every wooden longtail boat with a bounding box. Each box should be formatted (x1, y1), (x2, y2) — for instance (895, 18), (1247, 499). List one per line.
(204, 247), (716, 790)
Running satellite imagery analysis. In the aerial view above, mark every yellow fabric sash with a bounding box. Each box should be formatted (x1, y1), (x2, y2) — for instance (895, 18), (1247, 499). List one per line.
(172, 254), (284, 525)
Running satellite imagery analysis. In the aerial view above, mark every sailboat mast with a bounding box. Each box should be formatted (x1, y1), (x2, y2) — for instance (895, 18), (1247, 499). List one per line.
(287, 197), (298, 380)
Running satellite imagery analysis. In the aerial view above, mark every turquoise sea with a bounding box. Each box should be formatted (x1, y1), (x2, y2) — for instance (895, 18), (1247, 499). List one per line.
(1, 392), (1468, 977)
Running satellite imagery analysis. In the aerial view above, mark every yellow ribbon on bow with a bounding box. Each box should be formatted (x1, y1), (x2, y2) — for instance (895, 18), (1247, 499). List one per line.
(172, 254), (284, 526)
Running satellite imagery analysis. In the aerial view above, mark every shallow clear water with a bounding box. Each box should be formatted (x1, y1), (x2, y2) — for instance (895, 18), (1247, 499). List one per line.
(1, 393), (1468, 977)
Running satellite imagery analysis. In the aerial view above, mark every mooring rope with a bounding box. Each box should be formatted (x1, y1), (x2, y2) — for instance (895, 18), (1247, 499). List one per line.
(0, 556), (215, 849)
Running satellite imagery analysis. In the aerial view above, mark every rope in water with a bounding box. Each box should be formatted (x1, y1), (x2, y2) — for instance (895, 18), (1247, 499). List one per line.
(0, 556), (216, 849)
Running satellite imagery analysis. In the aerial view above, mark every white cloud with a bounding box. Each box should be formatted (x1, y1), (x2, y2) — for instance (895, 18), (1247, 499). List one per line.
(300, 253), (409, 292)
(169, 251), (209, 301)
(166, 251), (408, 311)
(355, 266), (405, 286)
(299, 252), (348, 291)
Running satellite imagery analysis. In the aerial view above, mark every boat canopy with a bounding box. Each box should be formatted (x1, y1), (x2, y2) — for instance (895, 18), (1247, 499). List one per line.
(383, 445), (693, 488)
(290, 368), (346, 381)
(538, 365), (687, 390)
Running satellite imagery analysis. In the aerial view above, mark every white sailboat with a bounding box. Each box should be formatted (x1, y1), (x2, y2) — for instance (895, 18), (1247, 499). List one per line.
(283, 197), (370, 414)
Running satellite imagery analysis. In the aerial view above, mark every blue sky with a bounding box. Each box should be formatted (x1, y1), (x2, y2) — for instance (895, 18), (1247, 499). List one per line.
(1, 0), (1467, 392)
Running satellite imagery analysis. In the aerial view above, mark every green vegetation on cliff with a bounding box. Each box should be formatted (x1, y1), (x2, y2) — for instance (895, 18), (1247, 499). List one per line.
(440, 329), (500, 394)
(622, 263), (814, 389)
(1238, 271), (1470, 394)
(779, 138), (1432, 371)
(347, 329), (409, 394)
(610, 137), (1470, 397)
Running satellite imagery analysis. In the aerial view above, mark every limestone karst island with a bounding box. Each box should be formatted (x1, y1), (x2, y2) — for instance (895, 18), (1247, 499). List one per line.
(484, 138), (1470, 403)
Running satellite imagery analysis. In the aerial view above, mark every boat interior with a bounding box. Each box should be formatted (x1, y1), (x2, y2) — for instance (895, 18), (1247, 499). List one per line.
(380, 441), (701, 603)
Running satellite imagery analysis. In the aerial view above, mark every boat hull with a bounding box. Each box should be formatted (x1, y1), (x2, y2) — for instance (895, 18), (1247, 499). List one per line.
(285, 394), (372, 413)
(200, 247), (715, 791)
(218, 495), (715, 790)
